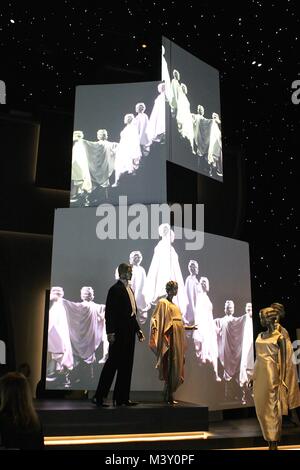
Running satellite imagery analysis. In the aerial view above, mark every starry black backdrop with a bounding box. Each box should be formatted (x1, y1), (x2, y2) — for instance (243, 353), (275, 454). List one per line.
(0, 0), (299, 337)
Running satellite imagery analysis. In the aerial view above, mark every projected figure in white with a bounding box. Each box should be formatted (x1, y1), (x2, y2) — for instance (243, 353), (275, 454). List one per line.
(134, 103), (151, 157)
(184, 260), (199, 325)
(193, 105), (222, 177)
(129, 251), (150, 325)
(146, 83), (166, 144)
(161, 45), (172, 104)
(71, 131), (92, 203)
(112, 113), (142, 187)
(239, 302), (254, 404)
(49, 287), (108, 386)
(170, 69), (181, 117)
(176, 83), (195, 153)
(47, 287), (73, 387)
(71, 129), (118, 205)
(193, 277), (221, 381)
(215, 300), (247, 398)
(143, 223), (187, 318)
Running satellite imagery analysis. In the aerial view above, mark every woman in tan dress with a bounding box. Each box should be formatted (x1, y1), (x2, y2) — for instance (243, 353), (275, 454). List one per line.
(252, 307), (288, 450)
(149, 281), (196, 404)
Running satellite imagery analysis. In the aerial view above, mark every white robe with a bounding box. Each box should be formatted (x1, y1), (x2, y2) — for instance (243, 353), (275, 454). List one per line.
(176, 88), (194, 147)
(162, 55), (172, 104)
(71, 139), (92, 192)
(114, 122), (142, 180)
(239, 314), (254, 386)
(143, 238), (187, 317)
(134, 112), (151, 147)
(131, 264), (149, 313)
(185, 275), (199, 325)
(146, 91), (165, 143)
(63, 299), (105, 364)
(48, 300), (74, 370)
(193, 292), (218, 373)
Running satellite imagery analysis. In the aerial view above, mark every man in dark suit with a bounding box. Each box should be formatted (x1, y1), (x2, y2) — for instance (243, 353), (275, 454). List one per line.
(93, 263), (145, 406)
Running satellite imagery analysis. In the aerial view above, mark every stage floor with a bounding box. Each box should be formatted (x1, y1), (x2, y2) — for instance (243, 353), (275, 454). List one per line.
(35, 399), (300, 450)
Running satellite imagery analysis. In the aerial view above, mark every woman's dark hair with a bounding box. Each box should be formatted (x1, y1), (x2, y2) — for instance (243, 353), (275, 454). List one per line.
(166, 280), (178, 293)
(0, 372), (39, 428)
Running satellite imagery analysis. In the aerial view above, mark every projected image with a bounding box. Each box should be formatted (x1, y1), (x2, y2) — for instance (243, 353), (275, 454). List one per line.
(45, 208), (253, 410)
(163, 37), (223, 181)
(70, 81), (167, 208)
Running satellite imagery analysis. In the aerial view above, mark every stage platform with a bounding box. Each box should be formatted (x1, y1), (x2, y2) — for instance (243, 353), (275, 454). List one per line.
(36, 399), (209, 437)
(35, 399), (300, 450)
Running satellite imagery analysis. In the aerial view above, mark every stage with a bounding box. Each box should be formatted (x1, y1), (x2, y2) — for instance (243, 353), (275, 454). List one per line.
(35, 399), (300, 450)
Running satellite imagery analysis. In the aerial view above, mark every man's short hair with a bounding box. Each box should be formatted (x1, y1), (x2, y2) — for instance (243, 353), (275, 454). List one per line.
(118, 263), (131, 277)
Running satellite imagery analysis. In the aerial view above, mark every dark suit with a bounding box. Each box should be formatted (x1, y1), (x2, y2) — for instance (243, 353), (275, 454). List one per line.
(95, 280), (140, 404)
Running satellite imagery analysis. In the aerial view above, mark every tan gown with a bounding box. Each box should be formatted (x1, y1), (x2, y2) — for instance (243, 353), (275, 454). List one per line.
(277, 324), (300, 409)
(253, 329), (288, 442)
(149, 298), (186, 394)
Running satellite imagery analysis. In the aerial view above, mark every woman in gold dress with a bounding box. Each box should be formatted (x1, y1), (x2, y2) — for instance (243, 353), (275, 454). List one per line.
(251, 307), (288, 450)
(149, 281), (196, 404)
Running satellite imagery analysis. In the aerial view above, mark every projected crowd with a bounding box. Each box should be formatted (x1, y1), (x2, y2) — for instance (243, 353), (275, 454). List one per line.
(47, 224), (253, 406)
(162, 45), (223, 179)
(70, 84), (166, 207)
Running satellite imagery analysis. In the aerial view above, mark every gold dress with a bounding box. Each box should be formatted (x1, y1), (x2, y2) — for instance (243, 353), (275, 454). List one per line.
(253, 329), (288, 442)
(277, 324), (300, 409)
(149, 298), (186, 394)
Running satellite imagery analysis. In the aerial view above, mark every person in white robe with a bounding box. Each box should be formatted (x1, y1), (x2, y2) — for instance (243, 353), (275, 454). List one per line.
(215, 300), (247, 397)
(193, 106), (222, 176)
(47, 287), (73, 385)
(62, 287), (106, 367)
(143, 223), (187, 319)
(170, 69), (181, 117)
(129, 251), (150, 325)
(193, 277), (221, 381)
(146, 83), (166, 144)
(134, 103), (151, 156)
(112, 114), (142, 186)
(185, 260), (199, 325)
(71, 131), (92, 201)
(176, 83), (195, 153)
(239, 302), (254, 404)
(161, 45), (172, 105)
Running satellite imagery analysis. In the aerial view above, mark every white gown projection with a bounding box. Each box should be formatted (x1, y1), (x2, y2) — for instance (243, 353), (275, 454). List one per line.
(215, 300), (247, 382)
(113, 114), (142, 186)
(176, 83), (194, 151)
(184, 260), (199, 325)
(143, 223), (187, 317)
(134, 103), (151, 151)
(146, 83), (166, 143)
(170, 70), (181, 116)
(239, 303), (254, 387)
(48, 287), (74, 371)
(62, 288), (106, 365)
(161, 45), (172, 104)
(130, 251), (150, 324)
(71, 132), (92, 193)
(193, 277), (220, 380)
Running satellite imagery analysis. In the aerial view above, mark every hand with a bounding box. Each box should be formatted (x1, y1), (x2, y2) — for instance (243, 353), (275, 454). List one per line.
(107, 333), (115, 344)
(184, 324), (197, 330)
(137, 330), (145, 342)
(247, 379), (253, 388)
